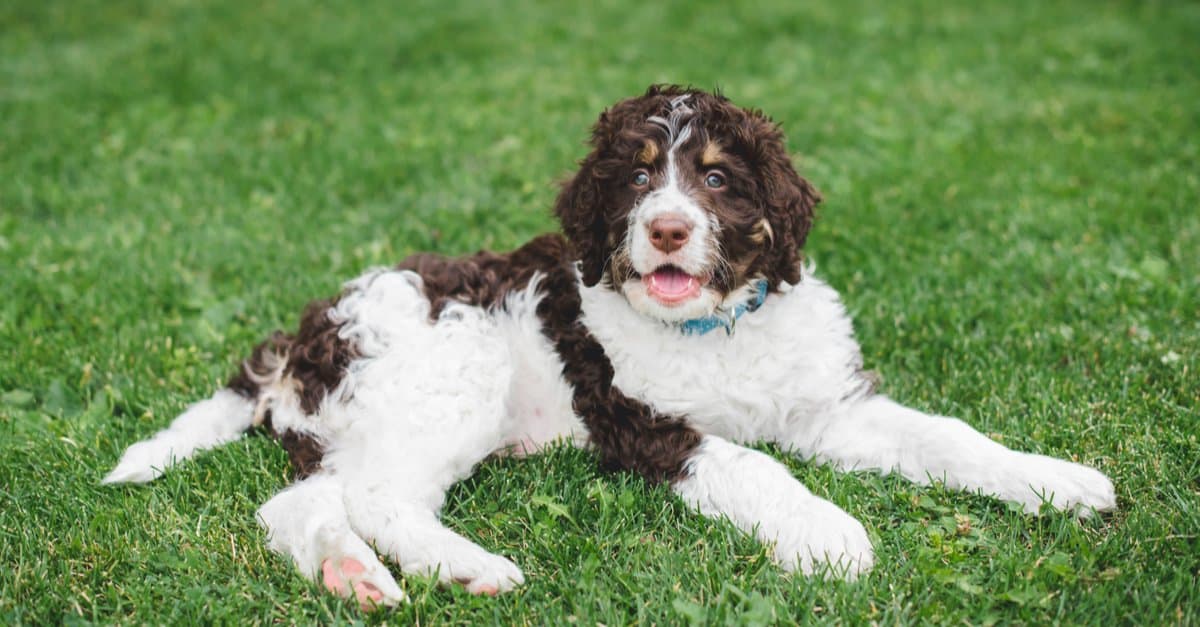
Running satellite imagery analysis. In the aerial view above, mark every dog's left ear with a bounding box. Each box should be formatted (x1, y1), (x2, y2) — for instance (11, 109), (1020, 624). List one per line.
(746, 114), (821, 287)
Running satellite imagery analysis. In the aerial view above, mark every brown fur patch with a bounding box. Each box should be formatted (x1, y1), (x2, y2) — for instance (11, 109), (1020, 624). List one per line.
(395, 233), (569, 318)
(227, 331), (290, 401)
(227, 296), (360, 417)
(289, 298), (360, 415)
(260, 411), (325, 479)
(278, 429), (324, 478)
(227, 295), (358, 479)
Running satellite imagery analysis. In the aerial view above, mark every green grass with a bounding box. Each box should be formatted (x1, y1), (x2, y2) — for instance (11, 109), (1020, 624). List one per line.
(2, 0), (1197, 623)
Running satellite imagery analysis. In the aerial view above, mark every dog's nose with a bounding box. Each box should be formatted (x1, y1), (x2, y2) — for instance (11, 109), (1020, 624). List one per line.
(648, 215), (692, 254)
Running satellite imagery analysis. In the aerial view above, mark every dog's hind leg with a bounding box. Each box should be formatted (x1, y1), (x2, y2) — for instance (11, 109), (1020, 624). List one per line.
(332, 379), (527, 596)
(342, 491), (525, 595)
(329, 304), (525, 594)
(104, 389), (255, 484)
(257, 473), (406, 608)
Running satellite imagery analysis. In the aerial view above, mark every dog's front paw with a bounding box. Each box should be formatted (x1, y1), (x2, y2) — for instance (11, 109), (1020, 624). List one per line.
(1015, 454), (1117, 517)
(772, 498), (874, 580)
(404, 545), (525, 596)
(450, 552), (525, 596)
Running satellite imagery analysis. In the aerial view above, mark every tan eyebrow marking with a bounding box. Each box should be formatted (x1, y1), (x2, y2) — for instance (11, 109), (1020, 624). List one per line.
(701, 141), (725, 167)
(636, 140), (659, 165)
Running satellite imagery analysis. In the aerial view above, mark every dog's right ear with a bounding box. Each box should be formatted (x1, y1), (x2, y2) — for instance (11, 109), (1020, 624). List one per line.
(554, 115), (617, 288)
(556, 92), (668, 287)
(553, 154), (605, 287)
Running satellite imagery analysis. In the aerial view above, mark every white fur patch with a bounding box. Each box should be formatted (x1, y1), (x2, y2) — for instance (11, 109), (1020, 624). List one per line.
(581, 267), (871, 444)
(674, 435), (874, 577)
(494, 278), (587, 455)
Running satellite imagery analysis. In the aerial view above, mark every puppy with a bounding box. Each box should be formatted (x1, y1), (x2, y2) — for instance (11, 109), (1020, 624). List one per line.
(106, 85), (1117, 606)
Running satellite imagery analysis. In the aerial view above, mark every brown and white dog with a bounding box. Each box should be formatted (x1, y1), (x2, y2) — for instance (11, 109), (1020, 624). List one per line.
(105, 85), (1116, 606)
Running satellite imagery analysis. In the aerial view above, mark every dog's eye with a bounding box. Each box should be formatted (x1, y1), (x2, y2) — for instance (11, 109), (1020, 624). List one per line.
(632, 169), (650, 188)
(704, 171), (726, 189)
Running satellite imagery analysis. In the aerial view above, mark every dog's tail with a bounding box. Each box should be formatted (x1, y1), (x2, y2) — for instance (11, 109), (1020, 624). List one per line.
(103, 335), (289, 484)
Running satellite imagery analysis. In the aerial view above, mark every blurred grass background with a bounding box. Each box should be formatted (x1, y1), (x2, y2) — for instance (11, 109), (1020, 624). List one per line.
(1, 0), (1197, 623)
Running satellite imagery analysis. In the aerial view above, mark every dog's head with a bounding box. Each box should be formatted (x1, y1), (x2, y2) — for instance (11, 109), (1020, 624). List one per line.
(555, 85), (820, 323)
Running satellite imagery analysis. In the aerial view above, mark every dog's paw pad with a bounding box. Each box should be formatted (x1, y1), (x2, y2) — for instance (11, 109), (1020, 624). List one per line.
(455, 577), (499, 596)
(321, 557), (404, 609)
(353, 581), (384, 607)
(321, 558), (348, 594)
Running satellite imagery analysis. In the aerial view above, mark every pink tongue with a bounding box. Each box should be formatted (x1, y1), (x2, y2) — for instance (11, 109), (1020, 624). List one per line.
(648, 267), (696, 296)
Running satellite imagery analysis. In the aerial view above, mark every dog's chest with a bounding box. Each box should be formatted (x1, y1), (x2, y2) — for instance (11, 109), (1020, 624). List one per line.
(579, 279), (865, 443)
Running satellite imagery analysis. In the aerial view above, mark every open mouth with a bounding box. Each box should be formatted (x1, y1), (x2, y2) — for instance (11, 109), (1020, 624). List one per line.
(642, 265), (704, 306)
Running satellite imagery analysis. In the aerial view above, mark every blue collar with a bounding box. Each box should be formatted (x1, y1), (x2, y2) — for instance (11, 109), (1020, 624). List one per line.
(678, 280), (769, 336)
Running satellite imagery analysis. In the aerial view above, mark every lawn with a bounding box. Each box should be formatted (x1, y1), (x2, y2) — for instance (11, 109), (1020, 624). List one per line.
(1, 0), (1197, 623)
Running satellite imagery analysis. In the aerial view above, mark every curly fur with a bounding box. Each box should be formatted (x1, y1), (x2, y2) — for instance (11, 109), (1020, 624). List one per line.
(105, 85), (1117, 606)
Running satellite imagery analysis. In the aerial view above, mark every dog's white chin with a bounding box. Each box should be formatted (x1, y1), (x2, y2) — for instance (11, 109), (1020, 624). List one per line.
(619, 279), (722, 323)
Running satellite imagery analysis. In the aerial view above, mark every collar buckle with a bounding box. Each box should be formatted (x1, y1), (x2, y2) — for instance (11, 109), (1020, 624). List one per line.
(678, 280), (769, 337)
